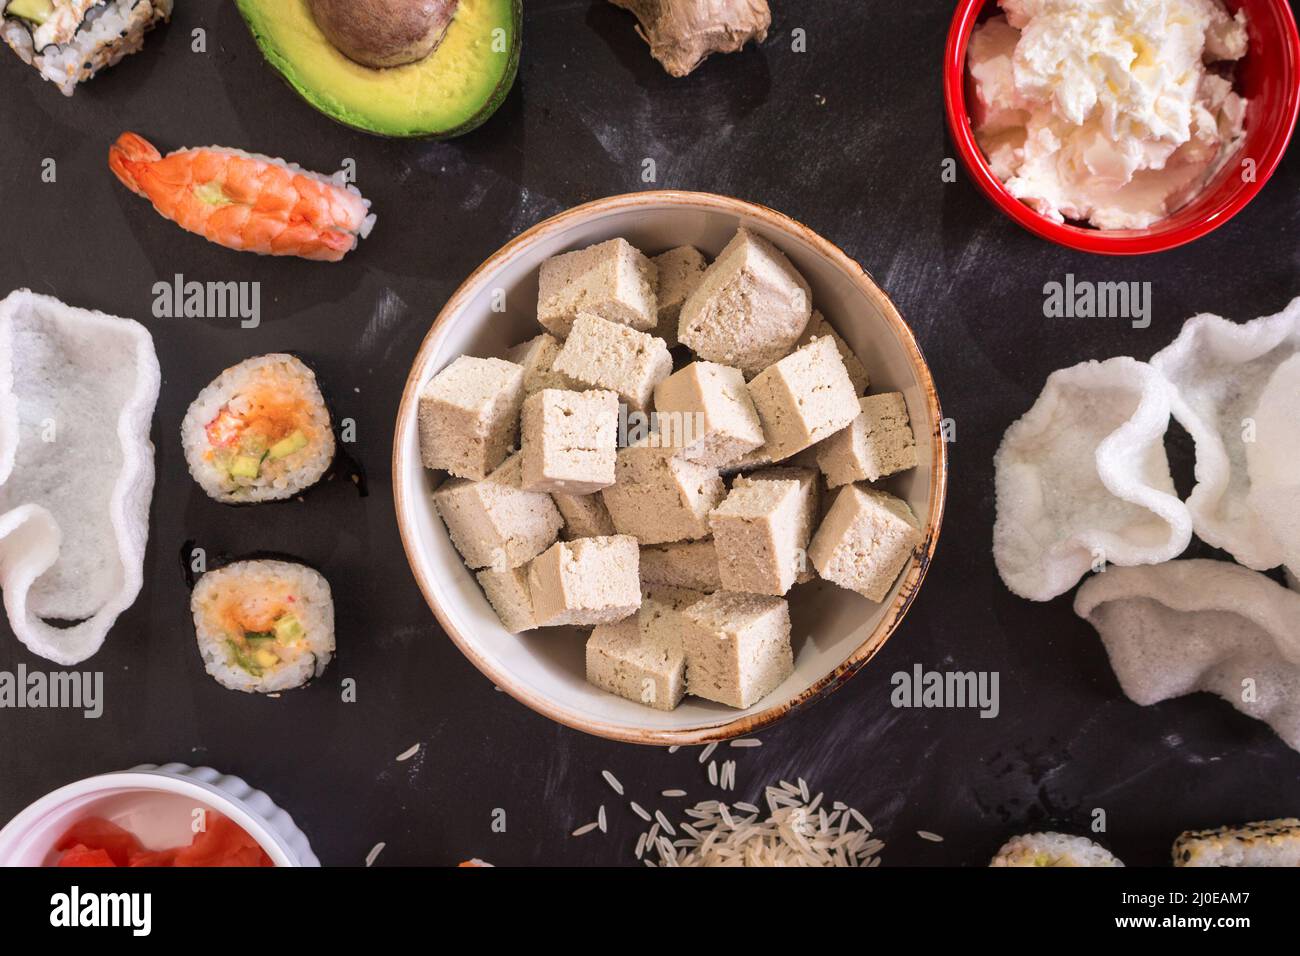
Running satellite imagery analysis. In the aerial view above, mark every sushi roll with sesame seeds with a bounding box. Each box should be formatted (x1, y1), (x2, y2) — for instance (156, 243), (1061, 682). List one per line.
(990, 832), (1124, 867)
(1173, 818), (1300, 867)
(192, 560), (334, 694)
(1, 0), (172, 97)
(182, 354), (335, 504)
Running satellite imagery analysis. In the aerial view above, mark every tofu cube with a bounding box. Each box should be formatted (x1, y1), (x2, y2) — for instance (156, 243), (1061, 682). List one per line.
(817, 392), (918, 487)
(418, 355), (525, 480)
(652, 361), (765, 467)
(585, 595), (688, 711)
(520, 388), (619, 494)
(432, 454), (563, 570)
(652, 245), (707, 347)
(601, 440), (725, 545)
(743, 466), (821, 583)
(746, 336), (860, 461)
(708, 470), (817, 596)
(552, 313), (673, 413)
(679, 228), (812, 375)
(793, 311), (870, 394)
(681, 592), (794, 709)
(639, 539), (722, 593)
(553, 491), (617, 539)
(528, 535), (642, 627)
(537, 238), (657, 338)
(809, 485), (922, 602)
(476, 565), (536, 634)
(506, 333), (572, 395)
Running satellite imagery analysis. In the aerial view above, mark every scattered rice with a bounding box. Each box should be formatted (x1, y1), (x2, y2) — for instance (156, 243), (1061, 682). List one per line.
(662, 789), (687, 798)
(602, 770), (624, 796)
(667, 745), (679, 753)
(708, 761), (718, 786)
(630, 802), (652, 822)
(730, 738), (762, 748)
(572, 821), (599, 837)
(365, 842), (385, 867)
(721, 760), (736, 791)
(655, 810), (677, 836)
(918, 830), (944, 843)
(598, 806), (607, 833)
(396, 744), (420, 762)
(636, 778), (883, 867)
(699, 742), (718, 764)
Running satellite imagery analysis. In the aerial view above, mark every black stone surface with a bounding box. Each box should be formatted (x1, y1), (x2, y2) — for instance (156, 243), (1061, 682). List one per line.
(0, 0), (1297, 867)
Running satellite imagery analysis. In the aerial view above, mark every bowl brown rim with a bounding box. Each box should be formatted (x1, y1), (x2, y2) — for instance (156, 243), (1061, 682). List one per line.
(392, 190), (949, 745)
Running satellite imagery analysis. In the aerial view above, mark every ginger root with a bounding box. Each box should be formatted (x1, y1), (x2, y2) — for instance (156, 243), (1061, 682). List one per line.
(609, 0), (771, 77)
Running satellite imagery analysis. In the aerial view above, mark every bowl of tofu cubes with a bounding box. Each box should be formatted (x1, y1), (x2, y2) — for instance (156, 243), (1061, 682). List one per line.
(394, 190), (948, 744)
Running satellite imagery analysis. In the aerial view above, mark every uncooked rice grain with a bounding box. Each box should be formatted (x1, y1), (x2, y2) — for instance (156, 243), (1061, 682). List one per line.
(602, 770), (624, 796)
(365, 842), (385, 867)
(699, 742), (718, 764)
(730, 738), (762, 748)
(635, 776), (884, 867)
(396, 744), (420, 762)
(918, 830), (944, 842)
(630, 801), (652, 822)
(572, 821), (599, 837)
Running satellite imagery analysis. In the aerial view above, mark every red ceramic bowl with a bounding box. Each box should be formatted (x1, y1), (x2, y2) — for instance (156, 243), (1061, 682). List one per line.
(944, 0), (1300, 255)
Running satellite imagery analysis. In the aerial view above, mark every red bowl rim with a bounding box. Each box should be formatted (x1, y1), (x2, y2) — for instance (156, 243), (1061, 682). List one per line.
(943, 0), (1300, 256)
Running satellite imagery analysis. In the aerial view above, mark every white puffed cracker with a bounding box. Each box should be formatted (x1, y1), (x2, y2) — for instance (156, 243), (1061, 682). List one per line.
(1074, 560), (1300, 753)
(0, 291), (160, 664)
(994, 357), (1192, 602)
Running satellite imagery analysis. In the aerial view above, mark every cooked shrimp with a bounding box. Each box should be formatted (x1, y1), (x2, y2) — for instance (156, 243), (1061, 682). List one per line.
(108, 132), (375, 262)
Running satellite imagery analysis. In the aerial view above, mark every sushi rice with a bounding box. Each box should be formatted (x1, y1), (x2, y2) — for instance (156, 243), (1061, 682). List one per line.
(1, 0), (172, 96)
(192, 560), (334, 694)
(1173, 818), (1300, 867)
(989, 832), (1124, 867)
(182, 354), (335, 504)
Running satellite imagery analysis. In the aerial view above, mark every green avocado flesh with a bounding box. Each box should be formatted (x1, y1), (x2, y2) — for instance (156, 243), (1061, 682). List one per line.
(6, 0), (52, 24)
(235, 0), (521, 139)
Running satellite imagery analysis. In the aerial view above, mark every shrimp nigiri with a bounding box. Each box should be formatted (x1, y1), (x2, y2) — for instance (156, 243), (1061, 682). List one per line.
(108, 132), (376, 262)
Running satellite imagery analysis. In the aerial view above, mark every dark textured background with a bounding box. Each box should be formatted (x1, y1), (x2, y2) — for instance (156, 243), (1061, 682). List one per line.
(0, 0), (1297, 867)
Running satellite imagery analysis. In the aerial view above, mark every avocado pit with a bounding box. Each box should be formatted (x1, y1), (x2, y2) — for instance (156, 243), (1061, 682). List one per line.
(308, 0), (459, 69)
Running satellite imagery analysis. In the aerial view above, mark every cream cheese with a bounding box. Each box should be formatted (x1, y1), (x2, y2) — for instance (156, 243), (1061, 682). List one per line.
(968, 0), (1249, 230)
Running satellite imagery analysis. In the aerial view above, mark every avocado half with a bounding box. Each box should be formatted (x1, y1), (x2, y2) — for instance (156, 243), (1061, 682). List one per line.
(235, 0), (521, 139)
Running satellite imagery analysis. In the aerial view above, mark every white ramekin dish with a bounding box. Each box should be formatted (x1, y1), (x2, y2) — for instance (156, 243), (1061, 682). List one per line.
(0, 762), (319, 867)
(394, 191), (948, 746)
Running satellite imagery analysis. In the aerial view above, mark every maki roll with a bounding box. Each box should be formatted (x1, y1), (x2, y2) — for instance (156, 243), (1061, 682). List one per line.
(1, 0), (172, 97)
(182, 354), (335, 504)
(989, 832), (1123, 867)
(1173, 818), (1300, 867)
(192, 559), (334, 694)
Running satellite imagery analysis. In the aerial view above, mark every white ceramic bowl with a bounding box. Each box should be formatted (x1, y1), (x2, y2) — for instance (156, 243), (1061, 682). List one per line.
(394, 191), (948, 745)
(0, 763), (318, 867)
